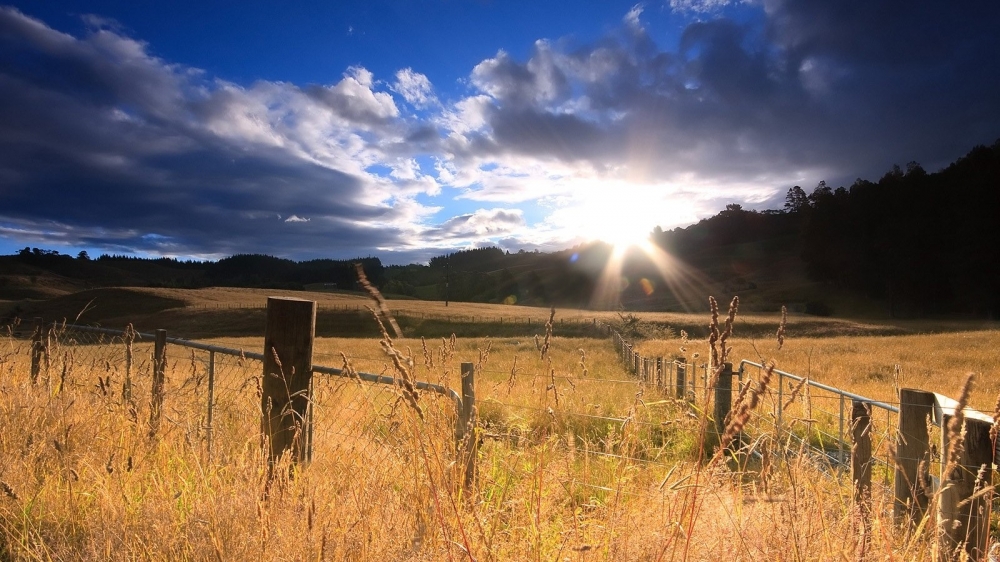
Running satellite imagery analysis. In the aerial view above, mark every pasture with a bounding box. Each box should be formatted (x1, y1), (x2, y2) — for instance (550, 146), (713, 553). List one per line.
(0, 288), (998, 560)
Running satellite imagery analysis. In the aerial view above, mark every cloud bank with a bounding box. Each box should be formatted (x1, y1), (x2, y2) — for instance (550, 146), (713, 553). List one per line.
(0, 2), (997, 262)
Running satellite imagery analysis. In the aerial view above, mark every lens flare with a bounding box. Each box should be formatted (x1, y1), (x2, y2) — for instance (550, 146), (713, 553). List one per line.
(639, 278), (654, 296)
(589, 240), (716, 311)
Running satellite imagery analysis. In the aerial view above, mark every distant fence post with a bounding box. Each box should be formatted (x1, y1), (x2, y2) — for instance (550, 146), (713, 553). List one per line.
(676, 359), (687, 400)
(206, 350), (216, 461)
(851, 399), (873, 547)
(894, 389), (935, 527)
(776, 370), (784, 431)
(122, 324), (135, 404)
(30, 317), (44, 385)
(713, 363), (733, 446)
(148, 329), (167, 439)
(938, 407), (994, 561)
(261, 297), (316, 466)
(459, 362), (478, 491)
(656, 357), (663, 388)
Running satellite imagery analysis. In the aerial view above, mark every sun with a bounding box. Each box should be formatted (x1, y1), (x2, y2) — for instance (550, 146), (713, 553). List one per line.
(543, 178), (693, 252)
(575, 197), (660, 251)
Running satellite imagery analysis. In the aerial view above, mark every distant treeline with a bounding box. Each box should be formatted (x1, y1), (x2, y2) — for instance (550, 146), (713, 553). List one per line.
(649, 139), (1000, 316)
(11, 249), (385, 291)
(794, 142), (1000, 316)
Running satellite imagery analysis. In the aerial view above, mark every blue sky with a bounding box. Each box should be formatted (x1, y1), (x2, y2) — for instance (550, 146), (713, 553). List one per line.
(1, 0), (998, 263)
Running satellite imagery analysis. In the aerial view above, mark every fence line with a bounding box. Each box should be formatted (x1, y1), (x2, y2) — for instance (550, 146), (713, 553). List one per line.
(601, 320), (998, 559)
(40, 322), (466, 466)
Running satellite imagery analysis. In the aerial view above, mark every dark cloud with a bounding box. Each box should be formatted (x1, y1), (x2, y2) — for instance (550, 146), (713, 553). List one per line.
(0, 7), (417, 260)
(457, 0), (1000, 192)
(763, 0), (1000, 66)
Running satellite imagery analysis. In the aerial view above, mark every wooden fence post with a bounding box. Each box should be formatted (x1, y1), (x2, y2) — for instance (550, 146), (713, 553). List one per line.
(852, 399), (873, 546)
(459, 362), (478, 490)
(938, 405), (994, 561)
(676, 359), (687, 400)
(714, 363), (733, 446)
(261, 297), (316, 466)
(30, 317), (44, 385)
(894, 389), (935, 527)
(148, 329), (167, 439)
(206, 350), (216, 461)
(656, 357), (663, 388)
(123, 324), (134, 404)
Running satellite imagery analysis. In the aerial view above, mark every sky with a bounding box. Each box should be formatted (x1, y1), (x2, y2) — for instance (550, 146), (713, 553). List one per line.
(1, 0), (998, 264)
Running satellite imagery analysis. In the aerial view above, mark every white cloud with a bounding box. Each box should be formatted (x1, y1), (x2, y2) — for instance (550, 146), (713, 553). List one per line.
(311, 66), (399, 123)
(438, 95), (492, 134)
(624, 4), (644, 29)
(428, 208), (526, 240)
(669, 0), (737, 14)
(393, 68), (438, 108)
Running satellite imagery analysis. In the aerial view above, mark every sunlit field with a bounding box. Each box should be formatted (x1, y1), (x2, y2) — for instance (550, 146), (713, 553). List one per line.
(636, 330), (1000, 412)
(3, 302), (994, 560)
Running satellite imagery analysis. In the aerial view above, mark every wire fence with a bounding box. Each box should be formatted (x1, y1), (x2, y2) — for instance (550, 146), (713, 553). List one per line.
(17, 322), (465, 476)
(604, 320), (998, 536)
(735, 360), (900, 497)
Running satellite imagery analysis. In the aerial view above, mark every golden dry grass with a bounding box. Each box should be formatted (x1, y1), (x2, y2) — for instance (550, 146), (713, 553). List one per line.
(0, 312), (977, 560)
(636, 329), (1000, 412)
(32, 285), (1000, 337)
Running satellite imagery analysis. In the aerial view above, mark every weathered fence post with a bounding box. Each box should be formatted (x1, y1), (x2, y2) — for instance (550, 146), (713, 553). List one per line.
(206, 350), (216, 461)
(30, 317), (44, 385)
(894, 388), (935, 527)
(938, 402), (994, 561)
(459, 362), (478, 490)
(261, 297), (316, 466)
(676, 359), (687, 400)
(852, 399), (873, 546)
(656, 357), (663, 388)
(714, 363), (733, 447)
(148, 329), (167, 439)
(122, 324), (134, 404)
(776, 370), (784, 432)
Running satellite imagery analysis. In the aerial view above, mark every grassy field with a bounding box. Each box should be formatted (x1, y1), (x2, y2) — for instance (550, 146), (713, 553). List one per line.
(635, 329), (1000, 413)
(1, 289), (998, 560)
(10, 285), (999, 341)
(0, 323), (919, 561)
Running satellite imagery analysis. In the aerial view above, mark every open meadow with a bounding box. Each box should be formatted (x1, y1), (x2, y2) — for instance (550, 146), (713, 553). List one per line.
(1, 289), (999, 560)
